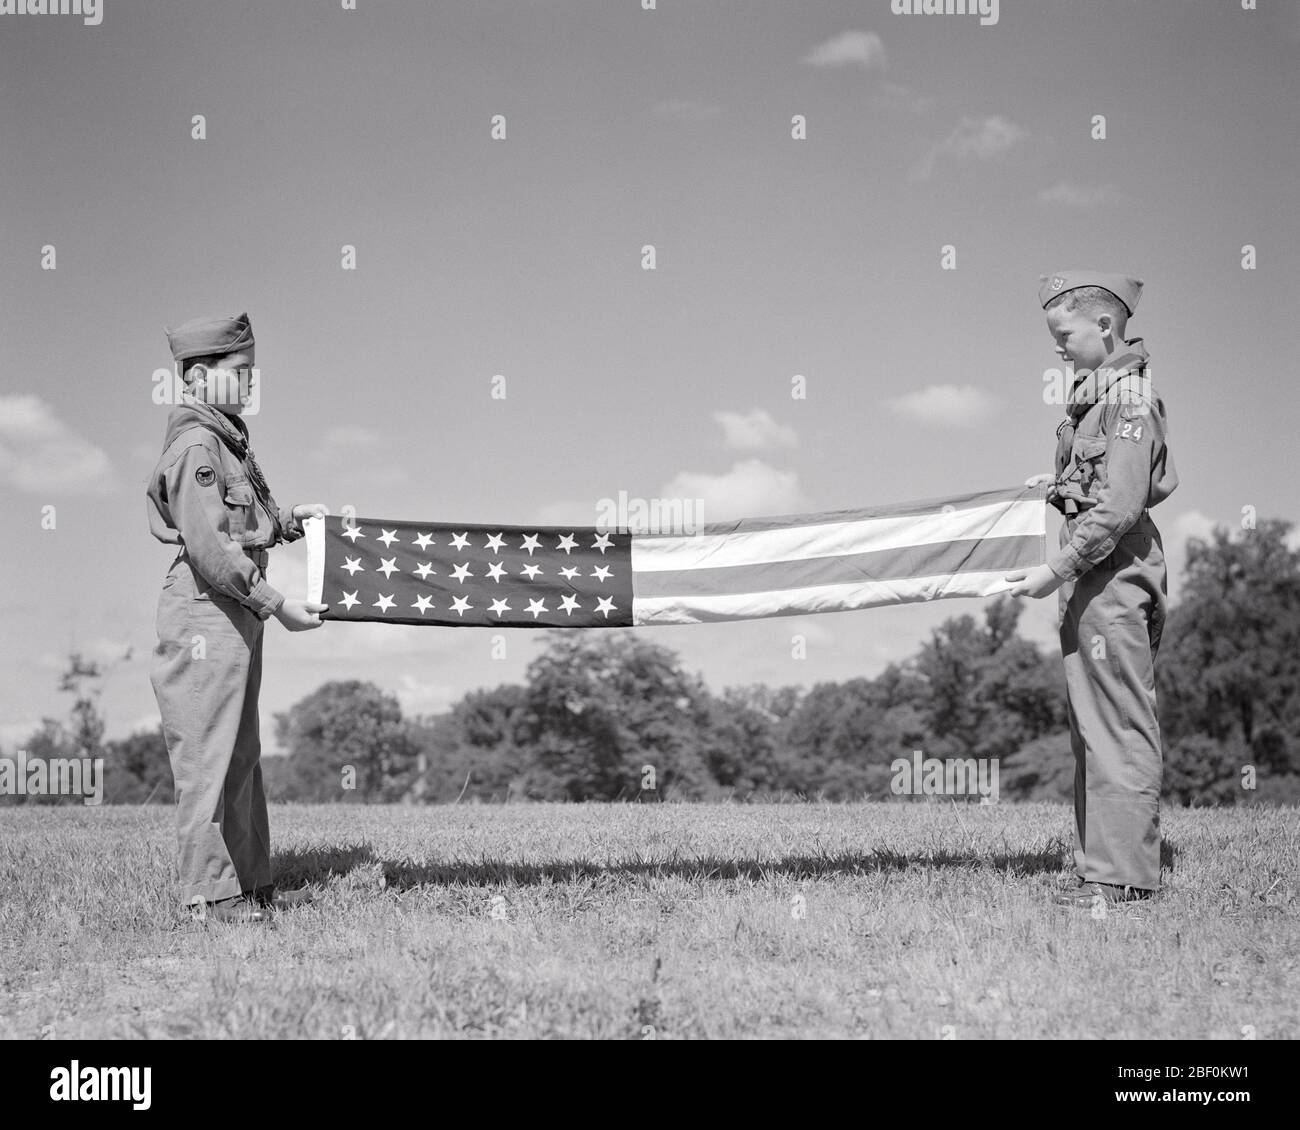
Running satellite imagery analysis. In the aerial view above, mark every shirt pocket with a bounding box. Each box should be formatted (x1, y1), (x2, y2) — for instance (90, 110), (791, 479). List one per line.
(1071, 435), (1108, 496)
(223, 475), (254, 541)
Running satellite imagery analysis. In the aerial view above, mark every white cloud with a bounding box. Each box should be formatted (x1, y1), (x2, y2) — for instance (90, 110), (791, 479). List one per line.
(803, 30), (888, 70)
(1163, 509), (1218, 601)
(0, 395), (116, 494)
(0, 719), (43, 751)
(713, 408), (798, 451)
(871, 80), (936, 115)
(910, 115), (1026, 181)
(651, 99), (724, 121)
(1037, 181), (1124, 209)
(393, 674), (458, 719)
(126, 711), (162, 735)
(660, 459), (807, 522)
(887, 384), (997, 428)
(36, 636), (135, 672)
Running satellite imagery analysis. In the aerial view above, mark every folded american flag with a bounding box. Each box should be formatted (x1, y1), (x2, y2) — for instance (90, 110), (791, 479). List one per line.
(304, 485), (1046, 627)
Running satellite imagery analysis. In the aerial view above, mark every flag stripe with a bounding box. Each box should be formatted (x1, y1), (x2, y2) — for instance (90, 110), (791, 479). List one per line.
(632, 570), (1023, 625)
(632, 533), (1039, 599)
(631, 496), (1042, 573)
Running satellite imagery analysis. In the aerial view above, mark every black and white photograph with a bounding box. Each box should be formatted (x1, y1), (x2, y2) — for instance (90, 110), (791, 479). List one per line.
(1, 0), (1295, 1086)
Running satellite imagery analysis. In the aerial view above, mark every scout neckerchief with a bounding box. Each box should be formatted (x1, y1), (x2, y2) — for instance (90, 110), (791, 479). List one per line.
(1054, 337), (1150, 471)
(177, 394), (278, 520)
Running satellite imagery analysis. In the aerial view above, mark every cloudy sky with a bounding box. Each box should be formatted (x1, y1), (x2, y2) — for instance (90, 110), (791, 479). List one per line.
(1, 0), (1297, 752)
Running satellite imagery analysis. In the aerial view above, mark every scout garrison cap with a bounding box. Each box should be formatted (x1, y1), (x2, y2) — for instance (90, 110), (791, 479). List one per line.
(1038, 271), (1143, 317)
(165, 312), (255, 362)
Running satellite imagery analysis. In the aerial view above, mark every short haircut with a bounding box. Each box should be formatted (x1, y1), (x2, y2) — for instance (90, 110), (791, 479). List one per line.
(181, 352), (234, 382)
(1044, 286), (1128, 332)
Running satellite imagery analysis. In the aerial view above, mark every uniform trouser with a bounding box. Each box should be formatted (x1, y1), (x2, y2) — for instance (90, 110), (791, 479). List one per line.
(150, 551), (272, 906)
(1058, 511), (1167, 891)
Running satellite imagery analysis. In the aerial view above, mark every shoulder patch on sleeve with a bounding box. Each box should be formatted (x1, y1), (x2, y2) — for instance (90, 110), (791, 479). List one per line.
(195, 465), (217, 486)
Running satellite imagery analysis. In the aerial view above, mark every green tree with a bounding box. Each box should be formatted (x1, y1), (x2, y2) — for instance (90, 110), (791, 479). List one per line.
(1156, 520), (1300, 803)
(102, 727), (173, 804)
(274, 680), (419, 802)
(522, 632), (714, 800)
(915, 597), (1067, 764)
(410, 684), (532, 801)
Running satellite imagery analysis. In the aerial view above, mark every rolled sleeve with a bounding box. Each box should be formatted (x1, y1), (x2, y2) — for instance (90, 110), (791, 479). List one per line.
(1047, 403), (1161, 581)
(166, 443), (285, 620)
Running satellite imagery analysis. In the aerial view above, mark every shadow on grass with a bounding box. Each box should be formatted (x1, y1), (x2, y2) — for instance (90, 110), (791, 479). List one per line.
(270, 839), (1121, 891)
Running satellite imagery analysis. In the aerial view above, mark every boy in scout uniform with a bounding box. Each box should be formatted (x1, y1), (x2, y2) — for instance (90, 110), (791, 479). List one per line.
(1005, 271), (1178, 907)
(147, 313), (328, 924)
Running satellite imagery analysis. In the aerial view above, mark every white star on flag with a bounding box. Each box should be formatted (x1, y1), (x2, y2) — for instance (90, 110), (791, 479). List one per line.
(413, 562), (436, 580)
(556, 534), (577, 554)
(413, 532), (435, 550)
(485, 532), (506, 554)
(340, 591), (360, 610)
(378, 557), (400, 579)
(412, 594), (434, 614)
(342, 556), (364, 575)
(374, 594), (396, 612)
(378, 529), (399, 548)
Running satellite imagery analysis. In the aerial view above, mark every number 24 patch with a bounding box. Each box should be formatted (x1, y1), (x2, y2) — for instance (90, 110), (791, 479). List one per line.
(1115, 421), (1144, 441)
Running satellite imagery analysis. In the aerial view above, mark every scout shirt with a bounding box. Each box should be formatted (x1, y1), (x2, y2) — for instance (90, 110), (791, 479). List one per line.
(146, 398), (303, 619)
(1047, 338), (1179, 582)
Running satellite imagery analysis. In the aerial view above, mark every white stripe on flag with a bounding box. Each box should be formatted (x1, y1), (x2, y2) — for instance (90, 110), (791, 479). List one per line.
(305, 515), (325, 605)
(631, 497), (1043, 573)
(631, 569), (1022, 626)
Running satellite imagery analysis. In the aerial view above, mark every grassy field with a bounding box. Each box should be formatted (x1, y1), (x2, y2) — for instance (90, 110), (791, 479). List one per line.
(1, 801), (1295, 1039)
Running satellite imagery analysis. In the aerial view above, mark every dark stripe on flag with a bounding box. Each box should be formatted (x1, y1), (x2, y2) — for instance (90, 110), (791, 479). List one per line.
(633, 534), (1040, 599)
(633, 486), (1035, 540)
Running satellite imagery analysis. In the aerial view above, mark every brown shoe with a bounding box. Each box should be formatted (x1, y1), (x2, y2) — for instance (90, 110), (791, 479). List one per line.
(1054, 881), (1154, 908)
(193, 895), (268, 924)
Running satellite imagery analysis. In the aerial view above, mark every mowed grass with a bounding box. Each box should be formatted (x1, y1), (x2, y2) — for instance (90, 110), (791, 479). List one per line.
(1, 802), (1296, 1039)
